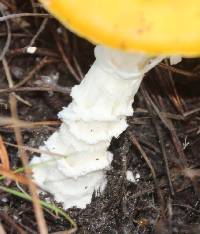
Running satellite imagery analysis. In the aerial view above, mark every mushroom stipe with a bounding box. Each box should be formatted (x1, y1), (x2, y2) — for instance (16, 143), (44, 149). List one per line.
(31, 0), (199, 209)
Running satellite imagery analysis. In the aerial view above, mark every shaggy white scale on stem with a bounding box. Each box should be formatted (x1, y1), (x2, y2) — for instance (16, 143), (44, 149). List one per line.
(31, 45), (168, 209)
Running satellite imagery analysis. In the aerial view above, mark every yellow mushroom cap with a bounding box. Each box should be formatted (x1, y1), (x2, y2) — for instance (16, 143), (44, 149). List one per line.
(39, 0), (200, 56)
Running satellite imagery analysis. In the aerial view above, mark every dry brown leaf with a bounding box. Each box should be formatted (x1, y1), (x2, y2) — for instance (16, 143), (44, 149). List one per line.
(0, 165), (29, 185)
(0, 136), (10, 170)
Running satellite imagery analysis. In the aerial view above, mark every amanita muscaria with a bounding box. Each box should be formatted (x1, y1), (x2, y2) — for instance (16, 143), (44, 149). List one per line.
(31, 0), (200, 209)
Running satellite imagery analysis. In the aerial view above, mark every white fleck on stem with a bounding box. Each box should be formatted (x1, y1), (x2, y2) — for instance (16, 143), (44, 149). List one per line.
(31, 45), (164, 209)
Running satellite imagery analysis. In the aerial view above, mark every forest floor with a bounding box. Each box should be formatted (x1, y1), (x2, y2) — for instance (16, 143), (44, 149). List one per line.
(0, 1), (200, 233)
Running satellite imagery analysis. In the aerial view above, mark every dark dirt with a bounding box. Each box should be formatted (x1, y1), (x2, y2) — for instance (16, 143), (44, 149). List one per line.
(0, 1), (200, 233)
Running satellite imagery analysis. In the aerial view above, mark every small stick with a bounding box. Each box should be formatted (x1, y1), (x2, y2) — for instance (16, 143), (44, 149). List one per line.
(0, 13), (51, 22)
(0, 86), (71, 94)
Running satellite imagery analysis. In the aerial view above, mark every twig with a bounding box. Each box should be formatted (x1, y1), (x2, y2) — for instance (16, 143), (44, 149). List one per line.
(53, 32), (81, 82)
(9, 47), (59, 58)
(0, 212), (26, 234)
(0, 117), (60, 128)
(141, 85), (200, 196)
(72, 55), (84, 79)
(0, 86), (71, 94)
(0, 222), (6, 234)
(9, 94), (48, 234)
(2, 54), (48, 233)
(4, 141), (70, 159)
(139, 88), (175, 196)
(14, 57), (53, 88)
(2, 58), (13, 87)
(159, 63), (199, 79)
(183, 107), (200, 118)
(0, 8), (12, 60)
(148, 110), (174, 196)
(164, 59), (186, 113)
(155, 67), (185, 114)
(2, 58), (32, 106)
(161, 112), (184, 121)
(173, 203), (200, 215)
(128, 133), (165, 208)
(28, 18), (48, 48)
(141, 85), (188, 167)
(0, 13), (51, 22)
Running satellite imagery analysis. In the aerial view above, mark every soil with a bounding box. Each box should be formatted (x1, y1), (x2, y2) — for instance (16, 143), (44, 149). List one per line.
(0, 1), (200, 233)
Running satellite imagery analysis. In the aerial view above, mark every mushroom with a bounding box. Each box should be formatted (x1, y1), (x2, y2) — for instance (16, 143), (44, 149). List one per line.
(31, 0), (200, 209)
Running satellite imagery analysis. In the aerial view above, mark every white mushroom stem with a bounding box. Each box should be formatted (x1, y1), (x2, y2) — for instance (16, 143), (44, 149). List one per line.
(30, 45), (165, 209)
